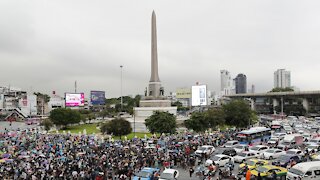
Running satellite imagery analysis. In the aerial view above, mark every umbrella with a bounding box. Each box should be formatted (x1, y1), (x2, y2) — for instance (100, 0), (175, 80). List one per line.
(2, 154), (11, 158)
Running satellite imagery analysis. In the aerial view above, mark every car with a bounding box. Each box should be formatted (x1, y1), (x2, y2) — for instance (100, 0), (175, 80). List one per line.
(311, 152), (320, 160)
(210, 154), (234, 167)
(272, 154), (301, 168)
(195, 145), (215, 157)
(239, 159), (269, 170)
(306, 138), (320, 146)
(306, 143), (320, 152)
(222, 140), (239, 148)
(286, 149), (304, 156)
(213, 148), (237, 157)
(249, 145), (269, 155)
(260, 148), (286, 160)
(250, 165), (287, 179)
(267, 137), (279, 146)
(233, 151), (259, 163)
(133, 167), (160, 180)
(159, 169), (179, 180)
(233, 144), (249, 154)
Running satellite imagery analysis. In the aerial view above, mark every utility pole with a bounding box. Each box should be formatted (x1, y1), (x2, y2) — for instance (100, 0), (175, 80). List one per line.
(120, 65), (123, 111)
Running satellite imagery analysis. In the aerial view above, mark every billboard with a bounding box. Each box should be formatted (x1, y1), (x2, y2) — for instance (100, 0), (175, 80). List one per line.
(176, 88), (191, 99)
(90, 91), (106, 105)
(192, 85), (207, 106)
(65, 93), (85, 107)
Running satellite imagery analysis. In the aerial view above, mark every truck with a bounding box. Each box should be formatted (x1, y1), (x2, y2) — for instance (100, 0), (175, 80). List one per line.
(277, 134), (303, 149)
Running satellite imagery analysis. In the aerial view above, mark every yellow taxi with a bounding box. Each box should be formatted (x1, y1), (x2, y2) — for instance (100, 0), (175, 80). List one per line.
(250, 165), (287, 179)
(239, 158), (269, 170)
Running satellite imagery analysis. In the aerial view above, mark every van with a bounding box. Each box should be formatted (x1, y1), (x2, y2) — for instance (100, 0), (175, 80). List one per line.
(287, 161), (320, 179)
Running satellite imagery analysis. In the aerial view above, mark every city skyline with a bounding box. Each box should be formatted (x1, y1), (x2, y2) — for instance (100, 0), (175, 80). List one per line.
(1, 1), (320, 98)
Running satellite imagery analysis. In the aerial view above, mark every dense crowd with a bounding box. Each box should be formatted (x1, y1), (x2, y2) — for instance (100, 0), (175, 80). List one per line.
(0, 128), (240, 180)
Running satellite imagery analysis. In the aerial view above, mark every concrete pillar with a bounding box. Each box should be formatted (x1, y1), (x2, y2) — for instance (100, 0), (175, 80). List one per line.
(250, 98), (255, 111)
(272, 98), (279, 114)
(302, 98), (309, 113)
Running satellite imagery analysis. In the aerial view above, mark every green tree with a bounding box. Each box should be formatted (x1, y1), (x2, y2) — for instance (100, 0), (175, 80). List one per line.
(100, 118), (132, 139)
(184, 112), (208, 132)
(145, 111), (177, 134)
(99, 110), (109, 119)
(40, 119), (54, 131)
(49, 108), (81, 129)
(223, 99), (257, 128)
(34, 92), (51, 103)
(206, 108), (225, 130)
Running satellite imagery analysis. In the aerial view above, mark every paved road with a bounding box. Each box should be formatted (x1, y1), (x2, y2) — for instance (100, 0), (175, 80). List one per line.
(0, 121), (38, 132)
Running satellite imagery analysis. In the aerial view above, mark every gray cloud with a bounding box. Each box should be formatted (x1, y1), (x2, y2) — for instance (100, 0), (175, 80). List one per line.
(1, 0), (320, 98)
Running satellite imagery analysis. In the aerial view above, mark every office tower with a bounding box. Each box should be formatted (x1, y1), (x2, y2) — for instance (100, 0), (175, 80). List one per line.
(274, 69), (291, 88)
(234, 73), (247, 94)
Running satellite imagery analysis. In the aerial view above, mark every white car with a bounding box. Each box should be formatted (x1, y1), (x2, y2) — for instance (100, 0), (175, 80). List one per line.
(223, 140), (239, 148)
(211, 154), (234, 167)
(233, 151), (259, 163)
(286, 149), (304, 156)
(195, 145), (215, 156)
(260, 148), (286, 160)
(159, 169), (179, 180)
(267, 137), (279, 146)
(306, 143), (320, 152)
(249, 145), (269, 155)
(234, 144), (248, 154)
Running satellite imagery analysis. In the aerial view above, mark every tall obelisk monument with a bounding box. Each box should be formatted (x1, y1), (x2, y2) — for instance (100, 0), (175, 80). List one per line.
(134, 11), (177, 132)
(149, 11), (161, 98)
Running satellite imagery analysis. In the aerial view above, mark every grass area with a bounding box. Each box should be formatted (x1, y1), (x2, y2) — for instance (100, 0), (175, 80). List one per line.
(52, 123), (157, 140)
(54, 123), (100, 134)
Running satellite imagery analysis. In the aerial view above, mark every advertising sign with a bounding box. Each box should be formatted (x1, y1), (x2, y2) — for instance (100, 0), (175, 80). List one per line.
(65, 93), (85, 107)
(176, 88), (192, 99)
(90, 91), (106, 105)
(192, 85), (207, 106)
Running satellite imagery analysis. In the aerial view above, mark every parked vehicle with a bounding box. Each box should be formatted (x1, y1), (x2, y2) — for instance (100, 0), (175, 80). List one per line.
(260, 148), (286, 160)
(211, 154), (234, 167)
(213, 148), (237, 157)
(222, 140), (239, 148)
(250, 165), (287, 179)
(133, 167), (160, 180)
(287, 161), (320, 180)
(272, 154), (301, 168)
(159, 169), (179, 180)
(233, 144), (248, 154)
(239, 159), (269, 170)
(195, 145), (215, 157)
(286, 149), (304, 156)
(249, 145), (269, 155)
(233, 151), (259, 163)
(236, 127), (271, 145)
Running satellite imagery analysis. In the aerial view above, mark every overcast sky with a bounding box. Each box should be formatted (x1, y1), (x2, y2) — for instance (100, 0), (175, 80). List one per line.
(1, 0), (320, 98)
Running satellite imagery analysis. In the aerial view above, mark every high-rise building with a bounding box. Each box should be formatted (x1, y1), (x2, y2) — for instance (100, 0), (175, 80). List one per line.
(220, 70), (235, 95)
(234, 73), (247, 94)
(274, 69), (291, 88)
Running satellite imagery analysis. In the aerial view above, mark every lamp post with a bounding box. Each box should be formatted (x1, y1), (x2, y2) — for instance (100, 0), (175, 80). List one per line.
(120, 65), (123, 111)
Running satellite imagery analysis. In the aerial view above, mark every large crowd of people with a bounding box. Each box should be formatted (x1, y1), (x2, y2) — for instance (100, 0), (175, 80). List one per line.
(0, 127), (240, 180)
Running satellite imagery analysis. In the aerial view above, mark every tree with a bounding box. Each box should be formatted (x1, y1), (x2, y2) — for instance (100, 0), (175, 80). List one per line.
(184, 112), (208, 132)
(40, 119), (54, 131)
(99, 110), (109, 119)
(184, 108), (225, 132)
(100, 118), (132, 139)
(145, 111), (177, 134)
(223, 99), (257, 128)
(49, 108), (81, 129)
(205, 108), (225, 130)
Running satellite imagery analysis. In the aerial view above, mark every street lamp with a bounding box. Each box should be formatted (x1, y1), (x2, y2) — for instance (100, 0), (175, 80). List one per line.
(120, 65), (123, 111)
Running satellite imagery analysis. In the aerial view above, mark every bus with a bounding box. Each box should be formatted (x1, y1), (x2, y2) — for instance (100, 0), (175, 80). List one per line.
(236, 127), (271, 145)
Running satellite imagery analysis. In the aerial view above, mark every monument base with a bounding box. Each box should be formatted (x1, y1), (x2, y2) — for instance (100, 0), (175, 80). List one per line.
(133, 106), (177, 132)
(139, 99), (171, 107)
